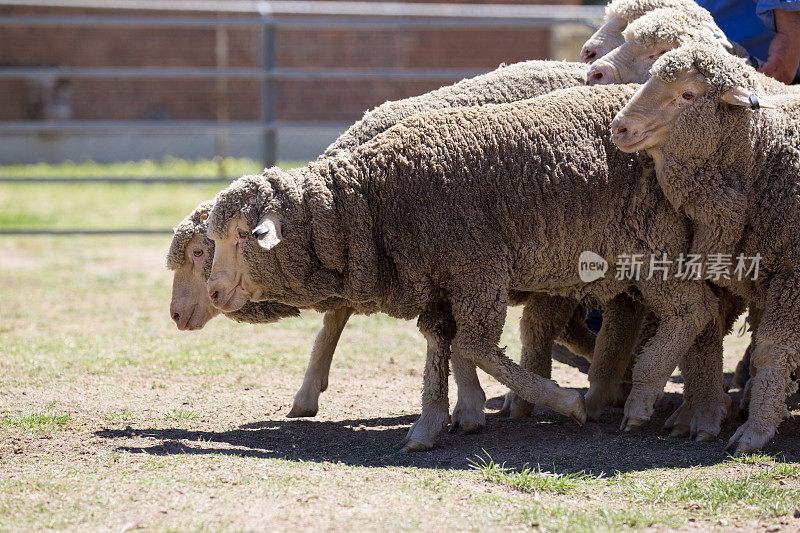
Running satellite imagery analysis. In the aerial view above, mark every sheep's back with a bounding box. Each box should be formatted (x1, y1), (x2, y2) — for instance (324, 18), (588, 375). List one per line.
(322, 60), (589, 157)
(345, 84), (681, 272)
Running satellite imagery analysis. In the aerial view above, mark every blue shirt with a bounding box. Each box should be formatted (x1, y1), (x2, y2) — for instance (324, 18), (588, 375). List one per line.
(697, 0), (800, 76)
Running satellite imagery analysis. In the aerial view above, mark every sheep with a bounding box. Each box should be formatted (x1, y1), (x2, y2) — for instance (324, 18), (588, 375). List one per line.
(322, 59), (589, 158)
(589, 6), (800, 400)
(168, 58), (614, 423)
(204, 84), (726, 450)
(611, 42), (800, 454)
(167, 201), (351, 419)
(579, 0), (746, 64)
(168, 200), (599, 425)
(320, 56), (612, 411)
(167, 201), (301, 330)
(587, 7), (785, 86)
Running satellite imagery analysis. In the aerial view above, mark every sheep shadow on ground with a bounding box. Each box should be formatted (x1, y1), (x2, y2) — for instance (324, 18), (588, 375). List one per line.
(94, 388), (800, 474)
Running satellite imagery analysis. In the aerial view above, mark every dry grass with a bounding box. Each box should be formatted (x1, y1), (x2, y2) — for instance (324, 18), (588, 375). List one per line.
(1, 170), (800, 531)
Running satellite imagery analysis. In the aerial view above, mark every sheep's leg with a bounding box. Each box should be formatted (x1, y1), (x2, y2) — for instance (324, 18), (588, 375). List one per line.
(396, 304), (454, 452)
(621, 315), (703, 430)
(499, 295), (576, 419)
(449, 278), (586, 425)
(667, 290), (744, 441)
(621, 281), (716, 431)
(287, 307), (353, 418)
(612, 312), (658, 408)
(733, 305), (762, 394)
(665, 319), (730, 442)
(585, 294), (643, 420)
(556, 304), (596, 362)
(733, 345), (752, 391)
(727, 344), (796, 454)
(728, 275), (800, 454)
(449, 357), (486, 434)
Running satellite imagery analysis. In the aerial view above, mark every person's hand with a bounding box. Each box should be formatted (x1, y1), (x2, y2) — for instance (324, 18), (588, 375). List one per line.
(759, 10), (800, 84)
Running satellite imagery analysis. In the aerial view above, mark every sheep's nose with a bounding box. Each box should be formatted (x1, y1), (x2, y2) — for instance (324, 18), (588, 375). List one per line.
(170, 302), (188, 329)
(586, 64), (613, 86)
(580, 47), (598, 63)
(208, 281), (225, 305)
(613, 123), (628, 135)
(587, 70), (603, 85)
(170, 302), (182, 323)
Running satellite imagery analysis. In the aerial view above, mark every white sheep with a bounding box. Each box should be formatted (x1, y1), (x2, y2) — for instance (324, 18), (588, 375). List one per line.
(579, 0), (745, 64)
(167, 201), (598, 427)
(611, 42), (800, 454)
(204, 84), (724, 450)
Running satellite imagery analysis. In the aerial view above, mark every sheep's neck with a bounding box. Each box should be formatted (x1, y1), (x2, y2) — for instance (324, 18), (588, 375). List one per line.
(647, 148), (665, 179)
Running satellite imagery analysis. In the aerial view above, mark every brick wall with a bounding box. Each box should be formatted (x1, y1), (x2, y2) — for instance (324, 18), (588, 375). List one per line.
(0, 0), (580, 123)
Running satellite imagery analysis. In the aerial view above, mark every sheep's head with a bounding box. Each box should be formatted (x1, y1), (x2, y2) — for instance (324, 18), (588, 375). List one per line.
(166, 201), (220, 330)
(587, 7), (730, 85)
(580, 0), (698, 64)
(207, 169), (307, 313)
(581, 16), (627, 64)
(611, 43), (769, 155)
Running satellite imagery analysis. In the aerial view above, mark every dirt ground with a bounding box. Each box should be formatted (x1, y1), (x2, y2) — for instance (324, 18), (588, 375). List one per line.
(2, 236), (800, 532)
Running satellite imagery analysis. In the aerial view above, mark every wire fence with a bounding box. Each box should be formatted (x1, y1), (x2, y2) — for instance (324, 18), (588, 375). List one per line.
(0, 0), (605, 235)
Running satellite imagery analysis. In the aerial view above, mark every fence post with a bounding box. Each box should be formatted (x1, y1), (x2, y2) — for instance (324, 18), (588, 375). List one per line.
(261, 17), (277, 168)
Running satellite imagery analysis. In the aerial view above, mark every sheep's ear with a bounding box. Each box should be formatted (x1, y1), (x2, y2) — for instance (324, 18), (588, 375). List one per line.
(699, 22), (733, 51)
(252, 212), (284, 250)
(720, 86), (775, 109)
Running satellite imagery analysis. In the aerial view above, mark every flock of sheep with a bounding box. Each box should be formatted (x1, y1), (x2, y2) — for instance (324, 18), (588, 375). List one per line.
(167, 0), (800, 456)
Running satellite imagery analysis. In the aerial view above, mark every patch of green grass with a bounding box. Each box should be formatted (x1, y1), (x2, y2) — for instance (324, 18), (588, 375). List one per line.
(0, 402), (70, 432)
(469, 452), (595, 495)
(727, 452), (778, 464)
(163, 409), (199, 421)
(767, 462), (800, 480)
(0, 158), (302, 231)
(510, 503), (679, 532)
(104, 409), (134, 424)
(620, 474), (800, 518)
(0, 157), (270, 179)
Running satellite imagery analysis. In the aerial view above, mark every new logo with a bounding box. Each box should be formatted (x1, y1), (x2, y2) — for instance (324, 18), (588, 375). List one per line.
(578, 251), (608, 282)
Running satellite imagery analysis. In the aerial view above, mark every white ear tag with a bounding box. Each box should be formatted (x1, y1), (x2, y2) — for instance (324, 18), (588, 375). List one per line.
(252, 213), (284, 250)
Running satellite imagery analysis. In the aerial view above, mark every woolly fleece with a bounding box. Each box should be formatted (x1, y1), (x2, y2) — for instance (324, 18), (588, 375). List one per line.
(322, 60), (589, 158)
(208, 84), (723, 440)
(641, 43), (800, 452)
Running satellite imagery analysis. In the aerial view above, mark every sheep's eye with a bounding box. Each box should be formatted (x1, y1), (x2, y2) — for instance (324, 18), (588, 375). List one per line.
(237, 229), (249, 239)
(681, 92), (695, 101)
(192, 249), (203, 257)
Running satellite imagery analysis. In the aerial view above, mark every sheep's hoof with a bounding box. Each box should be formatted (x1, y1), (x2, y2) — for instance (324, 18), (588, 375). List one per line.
(620, 415), (646, 432)
(394, 438), (432, 453)
(670, 425), (691, 438)
(448, 420), (484, 435)
(694, 430), (715, 443)
(726, 421), (772, 456)
(584, 384), (616, 421)
(571, 394), (587, 427)
(733, 442), (759, 456)
(498, 392), (532, 418)
(584, 399), (606, 422)
(286, 404), (318, 418)
(510, 401), (534, 419)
